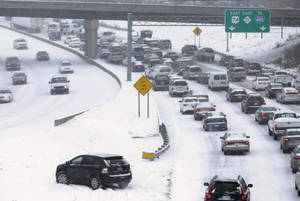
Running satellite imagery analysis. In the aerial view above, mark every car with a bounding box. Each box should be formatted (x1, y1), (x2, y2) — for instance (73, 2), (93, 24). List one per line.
(252, 76), (271, 91)
(291, 145), (300, 173)
(56, 154), (132, 190)
(174, 57), (195, 74)
(276, 87), (300, 104)
(196, 47), (215, 62)
(132, 61), (145, 72)
(182, 65), (202, 80)
(107, 51), (124, 63)
(0, 88), (13, 103)
(143, 53), (162, 64)
(280, 129), (300, 153)
(226, 87), (247, 102)
(5, 56), (21, 71)
(219, 55), (234, 66)
(152, 74), (169, 91)
(58, 60), (74, 74)
(99, 49), (111, 59)
(12, 72), (27, 85)
(268, 111), (300, 140)
(158, 39), (172, 50)
(265, 83), (283, 98)
(179, 97), (198, 114)
(140, 29), (153, 38)
(13, 38), (28, 49)
(193, 102), (216, 120)
(169, 79), (189, 97)
(181, 44), (197, 55)
(254, 106), (278, 124)
(197, 72), (210, 84)
(208, 72), (229, 91)
(68, 37), (81, 48)
(99, 31), (116, 42)
(220, 132), (250, 155)
(150, 47), (163, 58)
(190, 93), (209, 102)
(295, 168), (300, 196)
(228, 58), (247, 68)
(272, 70), (293, 87)
(152, 65), (173, 78)
(36, 51), (50, 61)
(49, 75), (70, 95)
(203, 114), (227, 131)
(227, 67), (246, 82)
(64, 36), (78, 45)
(163, 51), (179, 61)
(48, 31), (61, 41)
(203, 175), (253, 201)
(163, 58), (175, 67)
(241, 93), (266, 114)
(244, 62), (262, 75)
(259, 68), (275, 78)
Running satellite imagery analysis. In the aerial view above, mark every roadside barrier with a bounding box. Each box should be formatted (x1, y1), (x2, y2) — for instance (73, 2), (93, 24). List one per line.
(54, 110), (88, 127)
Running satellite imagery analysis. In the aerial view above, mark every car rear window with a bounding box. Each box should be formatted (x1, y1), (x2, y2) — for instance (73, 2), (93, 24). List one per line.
(190, 67), (201, 72)
(258, 78), (270, 82)
(276, 71), (288, 75)
(233, 68), (245, 72)
(249, 96), (263, 102)
(212, 182), (240, 194)
(274, 113), (297, 119)
(261, 107), (277, 112)
(213, 74), (227, 80)
(174, 81), (187, 86)
(185, 99), (197, 103)
(233, 90), (246, 94)
(285, 130), (300, 136)
(0, 90), (11, 94)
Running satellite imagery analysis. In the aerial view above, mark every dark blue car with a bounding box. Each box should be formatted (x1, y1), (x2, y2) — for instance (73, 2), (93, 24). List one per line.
(203, 115), (227, 131)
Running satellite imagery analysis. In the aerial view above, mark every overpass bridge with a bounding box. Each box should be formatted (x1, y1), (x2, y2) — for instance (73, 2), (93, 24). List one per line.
(1, 1), (300, 61)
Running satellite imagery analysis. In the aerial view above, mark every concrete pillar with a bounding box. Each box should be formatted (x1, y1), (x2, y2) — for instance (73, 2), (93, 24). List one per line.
(84, 20), (99, 59)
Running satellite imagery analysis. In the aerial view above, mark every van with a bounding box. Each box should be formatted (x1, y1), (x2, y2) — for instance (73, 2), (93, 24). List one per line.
(183, 65), (202, 80)
(208, 72), (229, 91)
(153, 65), (173, 78)
(61, 22), (82, 35)
(48, 22), (60, 33)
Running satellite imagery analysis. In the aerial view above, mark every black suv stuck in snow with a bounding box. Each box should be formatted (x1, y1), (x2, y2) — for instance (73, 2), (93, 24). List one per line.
(56, 154), (132, 190)
(204, 175), (253, 201)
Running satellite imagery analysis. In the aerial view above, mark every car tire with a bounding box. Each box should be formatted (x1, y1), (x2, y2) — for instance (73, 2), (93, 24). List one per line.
(119, 182), (129, 189)
(295, 183), (298, 190)
(50, 91), (54, 95)
(204, 126), (208, 131)
(90, 175), (101, 190)
(56, 171), (69, 184)
(268, 128), (273, 136)
(283, 149), (288, 153)
(224, 151), (228, 155)
(245, 109), (249, 114)
(273, 135), (278, 140)
(293, 168), (298, 174)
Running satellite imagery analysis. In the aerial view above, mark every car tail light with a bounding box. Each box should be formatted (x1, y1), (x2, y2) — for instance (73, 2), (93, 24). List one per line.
(275, 124), (278, 129)
(276, 77), (279, 81)
(171, 87), (174, 91)
(205, 119), (212, 123)
(294, 157), (300, 160)
(232, 92), (236, 96)
(196, 109), (200, 112)
(262, 100), (266, 105)
(221, 119), (227, 122)
(225, 141), (233, 145)
(210, 108), (215, 111)
(184, 104), (187, 106)
(241, 188), (248, 201)
(245, 101), (249, 106)
(243, 141), (249, 145)
(101, 167), (108, 174)
(285, 138), (291, 142)
(186, 86), (189, 90)
(205, 192), (211, 199)
(261, 113), (265, 117)
(211, 81), (214, 85)
(270, 89), (274, 92)
(227, 80), (229, 84)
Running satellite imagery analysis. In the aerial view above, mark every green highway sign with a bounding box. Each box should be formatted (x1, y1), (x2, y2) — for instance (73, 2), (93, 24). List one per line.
(225, 9), (270, 33)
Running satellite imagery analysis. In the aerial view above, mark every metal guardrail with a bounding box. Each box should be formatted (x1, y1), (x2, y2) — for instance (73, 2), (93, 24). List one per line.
(0, 24), (122, 126)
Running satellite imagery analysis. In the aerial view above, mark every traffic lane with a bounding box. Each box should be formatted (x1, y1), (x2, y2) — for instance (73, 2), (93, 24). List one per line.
(200, 62), (300, 113)
(155, 75), (298, 201)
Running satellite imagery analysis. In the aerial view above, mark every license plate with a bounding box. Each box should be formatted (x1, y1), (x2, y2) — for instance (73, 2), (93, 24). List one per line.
(254, 102), (258, 105)
(213, 124), (219, 127)
(221, 81), (226, 84)
(220, 195), (231, 200)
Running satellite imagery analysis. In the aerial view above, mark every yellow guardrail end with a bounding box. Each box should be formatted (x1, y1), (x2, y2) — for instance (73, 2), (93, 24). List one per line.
(142, 152), (155, 160)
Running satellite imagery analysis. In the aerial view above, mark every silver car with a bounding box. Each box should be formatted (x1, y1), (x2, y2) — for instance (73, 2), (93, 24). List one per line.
(276, 87), (300, 104)
(12, 72), (27, 85)
(227, 67), (246, 82)
(179, 97), (198, 114)
(281, 129), (300, 153)
(220, 132), (250, 155)
(0, 88), (13, 103)
(291, 145), (300, 173)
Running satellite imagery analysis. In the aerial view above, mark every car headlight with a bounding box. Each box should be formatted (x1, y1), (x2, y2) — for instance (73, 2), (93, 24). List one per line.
(50, 86), (54, 89)
(64, 85), (68, 89)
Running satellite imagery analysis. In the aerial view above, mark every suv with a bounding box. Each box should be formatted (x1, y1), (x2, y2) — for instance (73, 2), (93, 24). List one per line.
(196, 47), (215, 62)
(5, 56), (21, 71)
(204, 175), (253, 201)
(219, 55), (234, 66)
(153, 74), (169, 91)
(241, 93), (266, 114)
(56, 154), (132, 190)
(181, 44), (198, 55)
(227, 67), (246, 82)
(48, 75), (70, 95)
(183, 65), (202, 80)
(169, 79), (189, 97)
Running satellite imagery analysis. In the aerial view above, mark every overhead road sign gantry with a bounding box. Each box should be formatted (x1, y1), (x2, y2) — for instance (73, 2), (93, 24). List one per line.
(225, 9), (270, 33)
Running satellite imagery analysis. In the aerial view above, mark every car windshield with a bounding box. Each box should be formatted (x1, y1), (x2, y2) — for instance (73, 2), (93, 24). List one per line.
(249, 96), (263, 101)
(250, 63), (260, 67)
(204, 48), (213, 53)
(212, 182), (240, 194)
(0, 90), (11, 94)
(276, 71), (287, 75)
(233, 90), (246, 94)
(13, 73), (25, 77)
(160, 67), (171, 72)
(62, 62), (71, 66)
(8, 57), (18, 61)
(258, 78), (269, 81)
(271, 84), (282, 88)
(274, 113), (297, 119)
(156, 76), (169, 81)
(174, 81), (187, 86)
(262, 107), (277, 112)
(190, 67), (201, 72)
(103, 32), (114, 36)
(213, 74), (227, 80)
(185, 99), (197, 103)
(51, 77), (68, 83)
(16, 39), (26, 42)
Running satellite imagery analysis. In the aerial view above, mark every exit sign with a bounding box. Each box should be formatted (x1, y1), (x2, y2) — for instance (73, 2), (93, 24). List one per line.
(225, 9), (270, 33)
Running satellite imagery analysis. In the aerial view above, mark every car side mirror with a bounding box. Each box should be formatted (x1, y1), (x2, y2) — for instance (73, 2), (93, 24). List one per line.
(246, 136), (250, 138)
(204, 182), (209, 186)
(66, 161), (71, 165)
(297, 115), (300, 118)
(248, 184), (253, 188)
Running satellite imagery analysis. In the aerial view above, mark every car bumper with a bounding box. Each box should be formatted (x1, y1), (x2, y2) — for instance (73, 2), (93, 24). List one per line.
(282, 143), (299, 151)
(13, 80), (26, 84)
(60, 70), (74, 74)
(103, 172), (132, 185)
(205, 123), (227, 130)
(51, 89), (68, 94)
(223, 145), (249, 152)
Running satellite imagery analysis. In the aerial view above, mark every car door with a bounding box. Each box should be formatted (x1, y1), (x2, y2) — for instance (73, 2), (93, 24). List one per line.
(65, 156), (84, 183)
(80, 156), (97, 183)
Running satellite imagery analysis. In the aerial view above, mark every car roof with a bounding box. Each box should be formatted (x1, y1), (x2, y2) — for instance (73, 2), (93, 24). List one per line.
(197, 102), (215, 107)
(259, 105), (277, 110)
(283, 87), (297, 91)
(189, 65), (201, 68)
(231, 87), (245, 92)
(87, 153), (122, 158)
(273, 111), (296, 114)
(0, 87), (11, 91)
(227, 133), (247, 138)
(51, 75), (67, 78)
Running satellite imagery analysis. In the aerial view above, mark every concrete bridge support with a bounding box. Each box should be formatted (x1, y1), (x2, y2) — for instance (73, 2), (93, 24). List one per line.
(84, 19), (99, 59)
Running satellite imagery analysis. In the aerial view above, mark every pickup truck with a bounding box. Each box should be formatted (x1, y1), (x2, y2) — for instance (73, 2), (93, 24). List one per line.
(268, 111), (300, 140)
(272, 70), (293, 86)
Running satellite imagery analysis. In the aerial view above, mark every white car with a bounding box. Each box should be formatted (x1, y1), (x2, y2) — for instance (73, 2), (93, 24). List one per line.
(13, 38), (28, 49)
(179, 97), (198, 114)
(276, 87), (300, 104)
(68, 38), (81, 48)
(252, 76), (271, 90)
(64, 36), (78, 45)
(169, 79), (189, 97)
(58, 60), (74, 74)
(0, 88), (13, 103)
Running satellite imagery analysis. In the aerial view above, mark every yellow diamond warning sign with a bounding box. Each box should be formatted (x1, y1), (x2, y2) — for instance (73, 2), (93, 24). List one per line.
(134, 75), (153, 96)
(193, 27), (202, 36)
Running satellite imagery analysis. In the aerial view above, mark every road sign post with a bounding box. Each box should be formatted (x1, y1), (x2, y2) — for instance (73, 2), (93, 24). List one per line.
(225, 9), (270, 33)
(134, 76), (153, 118)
